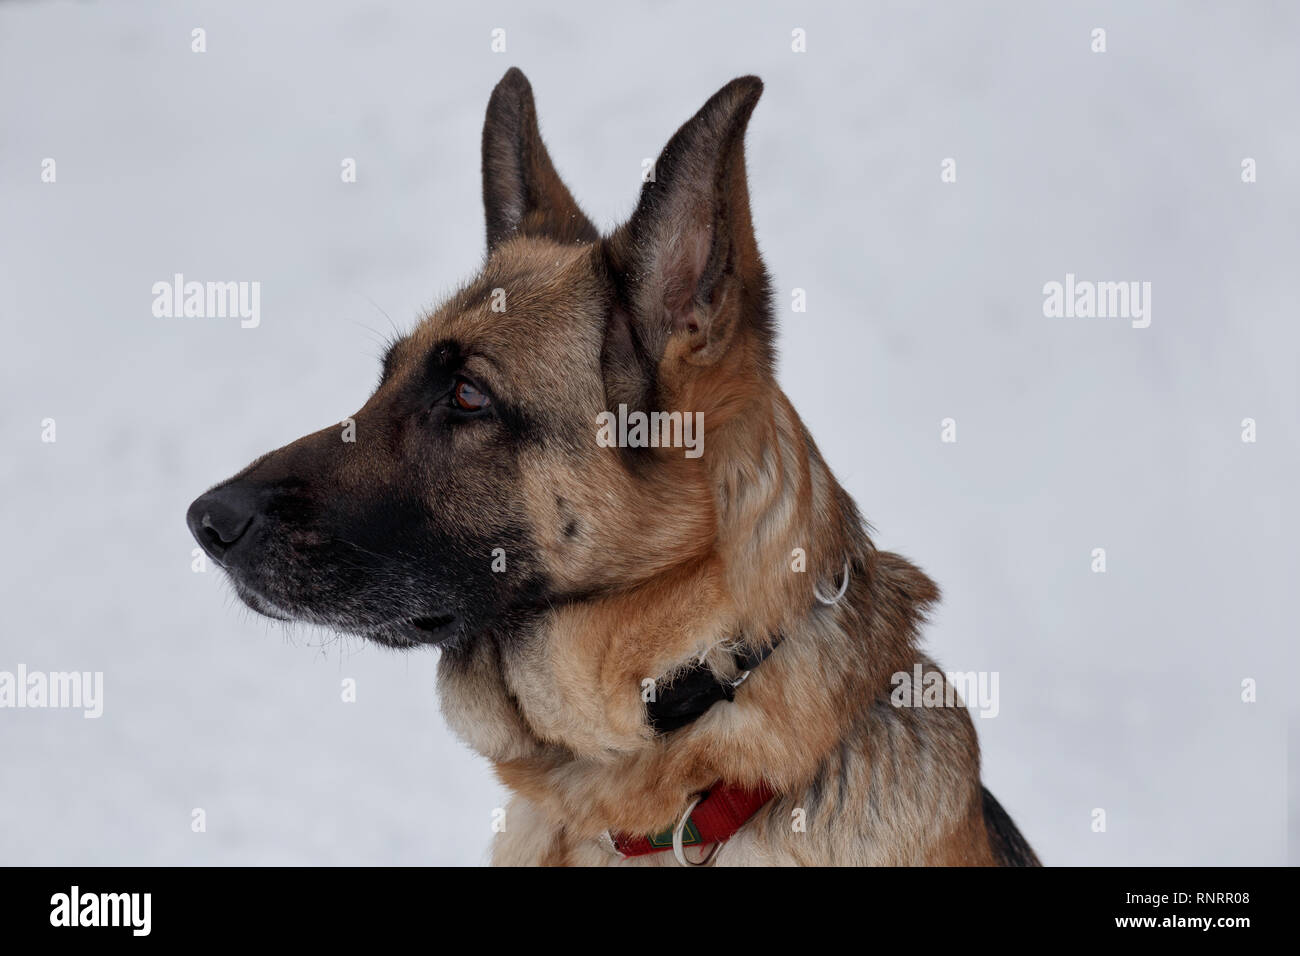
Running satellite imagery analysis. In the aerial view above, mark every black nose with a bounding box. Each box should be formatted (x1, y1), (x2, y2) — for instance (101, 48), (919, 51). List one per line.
(187, 483), (263, 561)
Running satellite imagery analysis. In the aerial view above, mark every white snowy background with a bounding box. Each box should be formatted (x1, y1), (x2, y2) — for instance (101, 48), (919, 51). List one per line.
(1, 0), (1296, 866)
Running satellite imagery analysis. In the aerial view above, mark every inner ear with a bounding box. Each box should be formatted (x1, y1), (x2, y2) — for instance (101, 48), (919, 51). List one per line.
(481, 68), (598, 253)
(660, 220), (714, 329)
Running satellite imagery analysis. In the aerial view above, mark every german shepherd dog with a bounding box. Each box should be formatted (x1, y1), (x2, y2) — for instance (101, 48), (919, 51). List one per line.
(187, 69), (1039, 866)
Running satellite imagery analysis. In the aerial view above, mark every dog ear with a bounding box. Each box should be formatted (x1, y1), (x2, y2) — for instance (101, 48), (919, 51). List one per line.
(605, 76), (769, 370)
(482, 68), (598, 253)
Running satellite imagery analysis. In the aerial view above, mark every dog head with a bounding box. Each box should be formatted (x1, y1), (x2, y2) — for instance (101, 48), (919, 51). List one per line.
(187, 68), (773, 650)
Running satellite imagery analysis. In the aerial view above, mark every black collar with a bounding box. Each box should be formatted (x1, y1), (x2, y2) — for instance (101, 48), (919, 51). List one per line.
(646, 635), (784, 734)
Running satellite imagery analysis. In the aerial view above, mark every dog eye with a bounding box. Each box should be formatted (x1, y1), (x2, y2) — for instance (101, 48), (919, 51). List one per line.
(451, 378), (490, 412)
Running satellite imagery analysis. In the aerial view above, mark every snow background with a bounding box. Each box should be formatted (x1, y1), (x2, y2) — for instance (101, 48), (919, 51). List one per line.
(1, 0), (1296, 865)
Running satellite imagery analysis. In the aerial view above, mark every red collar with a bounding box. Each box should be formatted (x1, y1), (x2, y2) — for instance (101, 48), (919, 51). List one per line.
(610, 782), (775, 858)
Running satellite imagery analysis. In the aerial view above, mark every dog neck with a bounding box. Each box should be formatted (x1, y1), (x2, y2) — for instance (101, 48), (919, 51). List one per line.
(436, 382), (939, 844)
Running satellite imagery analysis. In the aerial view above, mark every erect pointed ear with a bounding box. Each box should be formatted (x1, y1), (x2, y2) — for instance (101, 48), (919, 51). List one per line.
(605, 76), (769, 369)
(481, 68), (598, 253)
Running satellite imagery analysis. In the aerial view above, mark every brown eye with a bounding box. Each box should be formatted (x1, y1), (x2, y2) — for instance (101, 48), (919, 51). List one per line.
(452, 378), (490, 412)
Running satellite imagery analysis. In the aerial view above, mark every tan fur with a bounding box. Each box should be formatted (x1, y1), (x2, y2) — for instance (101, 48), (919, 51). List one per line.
(413, 72), (1019, 866)
(416, 239), (996, 863)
